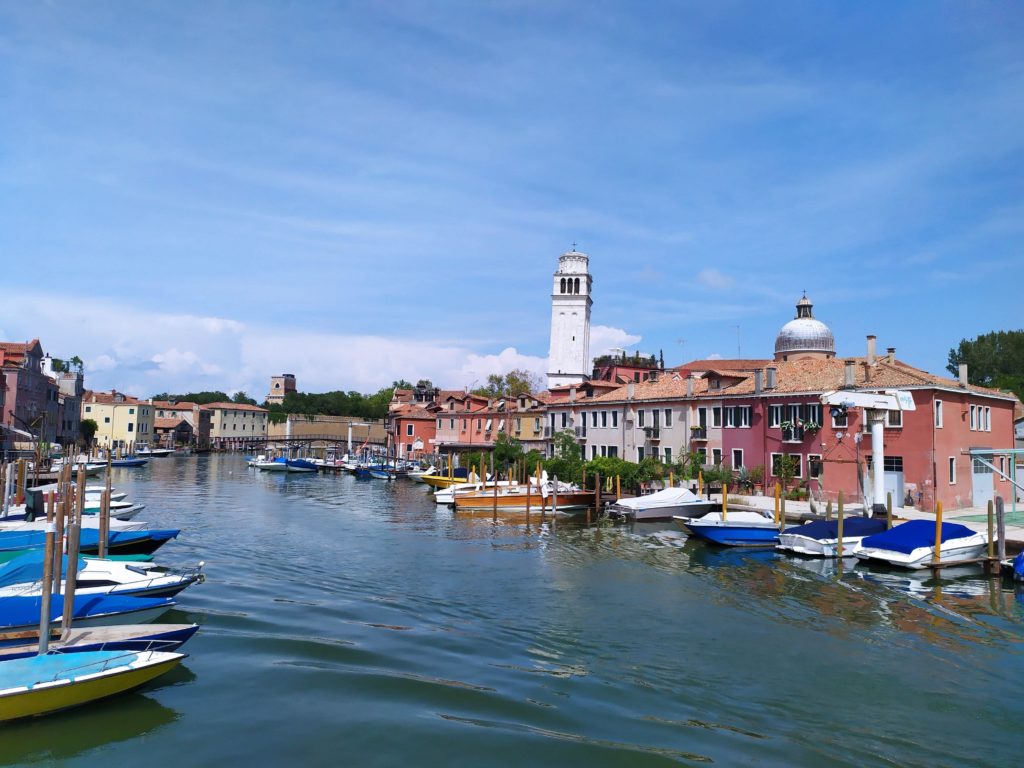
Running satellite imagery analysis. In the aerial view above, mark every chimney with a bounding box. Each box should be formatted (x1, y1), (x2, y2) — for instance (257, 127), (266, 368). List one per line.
(569, 387), (577, 402)
(886, 347), (895, 364)
(866, 335), (877, 365)
(686, 375), (694, 397)
(766, 367), (777, 390)
(843, 360), (855, 388)
(754, 369), (763, 395)
(959, 363), (968, 388)
(627, 381), (635, 400)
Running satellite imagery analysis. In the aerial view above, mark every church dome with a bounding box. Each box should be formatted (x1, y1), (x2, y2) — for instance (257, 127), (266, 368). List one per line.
(774, 294), (835, 360)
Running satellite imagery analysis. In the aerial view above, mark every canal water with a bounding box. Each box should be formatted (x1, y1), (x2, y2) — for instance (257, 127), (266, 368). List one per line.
(2, 455), (1022, 767)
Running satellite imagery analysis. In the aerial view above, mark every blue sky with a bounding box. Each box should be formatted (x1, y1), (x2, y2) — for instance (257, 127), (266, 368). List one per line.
(1, 1), (1021, 397)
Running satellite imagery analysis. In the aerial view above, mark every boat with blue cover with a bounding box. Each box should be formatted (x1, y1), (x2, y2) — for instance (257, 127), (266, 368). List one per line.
(674, 510), (781, 547)
(0, 624), (199, 662)
(285, 459), (318, 473)
(0, 593), (175, 634)
(0, 552), (202, 599)
(777, 517), (888, 558)
(0, 528), (179, 557)
(855, 519), (988, 569)
(0, 649), (184, 722)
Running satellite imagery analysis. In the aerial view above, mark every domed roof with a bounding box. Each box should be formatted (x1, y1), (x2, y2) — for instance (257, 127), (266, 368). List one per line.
(774, 294), (835, 358)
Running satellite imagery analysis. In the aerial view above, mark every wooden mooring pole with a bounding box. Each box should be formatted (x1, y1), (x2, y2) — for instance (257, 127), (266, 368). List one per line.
(996, 496), (1006, 563)
(886, 492), (893, 530)
(933, 501), (944, 565)
(837, 491), (845, 558)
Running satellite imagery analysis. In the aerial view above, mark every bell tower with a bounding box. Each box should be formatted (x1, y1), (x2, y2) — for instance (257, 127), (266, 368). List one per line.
(547, 248), (592, 388)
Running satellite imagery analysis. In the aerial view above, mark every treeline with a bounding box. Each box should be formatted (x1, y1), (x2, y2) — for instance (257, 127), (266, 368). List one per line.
(265, 386), (398, 421)
(150, 391), (258, 406)
(948, 329), (1024, 401)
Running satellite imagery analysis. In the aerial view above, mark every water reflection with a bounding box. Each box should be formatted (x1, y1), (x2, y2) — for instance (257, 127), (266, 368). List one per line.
(0, 668), (191, 763)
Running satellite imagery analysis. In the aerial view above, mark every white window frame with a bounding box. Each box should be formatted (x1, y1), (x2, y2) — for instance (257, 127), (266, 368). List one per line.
(406, 424), (414, 437)
(738, 406), (752, 428)
(664, 408), (672, 427)
(886, 410), (902, 428)
(949, 456), (956, 484)
(935, 399), (943, 428)
(611, 411), (618, 428)
(712, 448), (722, 466)
(970, 405), (977, 430)
(732, 448), (744, 469)
(711, 407), (721, 428)
(985, 406), (991, 431)
(723, 407), (735, 428)
(769, 404), (783, 428)
(663, 447), (672, 463)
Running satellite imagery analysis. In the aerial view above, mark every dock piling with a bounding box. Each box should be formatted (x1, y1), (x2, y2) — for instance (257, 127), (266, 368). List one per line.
(837, 491), (845, 558)
(933, 501), (943, 565)
(886, 492), (893, 530)
(987, 500), (994, 561)
(996, 496), (1006, 563)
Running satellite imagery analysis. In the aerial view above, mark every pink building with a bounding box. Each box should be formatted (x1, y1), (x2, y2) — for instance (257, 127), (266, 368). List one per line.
(0, 339), (59, 444)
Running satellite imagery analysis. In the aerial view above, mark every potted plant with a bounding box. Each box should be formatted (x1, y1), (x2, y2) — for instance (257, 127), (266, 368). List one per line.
(748, 464), (765, 495)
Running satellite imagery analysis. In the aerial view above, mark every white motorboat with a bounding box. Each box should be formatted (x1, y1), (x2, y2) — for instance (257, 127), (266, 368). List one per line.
(607, 487), (715, 521)
(855, 520), (988, 569)
(254, 458), (289, 472)
(0, 553), (203, 599)
(776, 517), (888, 558)
(407, 466), (437, 483)
(0, 515), (149, 533)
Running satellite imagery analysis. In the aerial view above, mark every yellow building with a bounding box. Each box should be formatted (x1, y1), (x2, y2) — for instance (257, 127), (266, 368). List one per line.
(81, 390), (156, 451)
(205, 402), (269, 447)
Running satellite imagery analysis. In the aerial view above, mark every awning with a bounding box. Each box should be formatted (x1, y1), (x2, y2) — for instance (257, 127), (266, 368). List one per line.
(0, 423), (34, 439)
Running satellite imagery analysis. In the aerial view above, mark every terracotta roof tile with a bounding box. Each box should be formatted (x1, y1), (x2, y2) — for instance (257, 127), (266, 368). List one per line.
(202, 402), (268, 413)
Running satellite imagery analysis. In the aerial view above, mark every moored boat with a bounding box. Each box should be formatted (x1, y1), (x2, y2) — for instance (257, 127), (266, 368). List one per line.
(776, 517), (888, 558)
(0, 623), (199, 662)
(854, 520), (988, 569)
(0, 649), (184, 722)
(607, 487), (715, 521)
(109, 457), (148, 468)
(0, 594), (176, 634)
(285, 459), (318, 473)
(674, 510), (780, 547)
(0, 552), (203, 599)
(453, 483), (593, 513)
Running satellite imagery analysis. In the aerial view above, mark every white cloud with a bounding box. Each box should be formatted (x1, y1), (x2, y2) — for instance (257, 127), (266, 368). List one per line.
(2, 293), (640, 397)
(589, 325), (642, 357)
(696, 269), (735, 289)
(706, 353), (723, 360)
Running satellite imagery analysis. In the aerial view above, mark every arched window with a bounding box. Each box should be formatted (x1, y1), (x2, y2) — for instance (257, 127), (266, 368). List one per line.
(560, 277), (566, 293)
(574, 277), (580, 294)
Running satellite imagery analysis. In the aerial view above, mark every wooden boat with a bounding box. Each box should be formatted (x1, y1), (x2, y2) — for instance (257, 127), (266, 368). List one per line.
(0, 594), (176, 634)
(776, 517), (888, 558)
(674, 510), (780, 547)
(454, 485), (594, 513)
(854, 520), (988, 569)
(607, 487), (715, 522)
(0, 624), (199, 662)
(433, 480), (518, 505)
(0, 649), (184, 722)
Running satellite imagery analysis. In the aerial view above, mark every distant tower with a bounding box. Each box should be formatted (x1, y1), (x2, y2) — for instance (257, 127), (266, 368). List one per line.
(267, 373), (297, 405)
(774, 294), (835, 362)
(547, 248), (593, 388)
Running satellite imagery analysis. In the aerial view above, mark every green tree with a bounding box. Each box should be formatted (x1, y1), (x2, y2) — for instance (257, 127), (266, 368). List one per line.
(947, 330), (1024, 400)
(492, 432), (524, 470)
(543, 429), (584, 484)
(79, 418), (98, 445)
(775, 455), (799, 493)
(232, 391), (257, 405)
(471, 369), (542, 398)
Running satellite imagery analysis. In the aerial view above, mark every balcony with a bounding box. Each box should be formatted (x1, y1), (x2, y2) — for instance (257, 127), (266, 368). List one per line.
(543, 426), (552, 438)
(689, 426), (708, 441)
(575, 426), (587, 440)
(644, 427), (660, 441)
(782, 426), (805, 443)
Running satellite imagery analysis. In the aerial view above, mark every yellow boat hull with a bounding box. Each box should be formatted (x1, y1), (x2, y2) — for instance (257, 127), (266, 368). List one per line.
(0, 653), (182, 722)
(420, 475), (470, 489)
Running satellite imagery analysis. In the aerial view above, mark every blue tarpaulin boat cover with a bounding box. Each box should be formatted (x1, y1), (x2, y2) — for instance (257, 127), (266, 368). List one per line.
(784, 518), (887, 540)
(0, 594), (174, 633)
(0, 552), (84, 589)
(0, 529), (179, 553)
(860, 520), (976, 555)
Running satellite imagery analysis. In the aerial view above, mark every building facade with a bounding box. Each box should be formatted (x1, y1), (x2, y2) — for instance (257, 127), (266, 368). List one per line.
(0, 340), (60, 445)
(205, 403), (269, 447)
(267, 374), (297, 405)
(82, 390), (155, 451)
(151, 401), (212, 449)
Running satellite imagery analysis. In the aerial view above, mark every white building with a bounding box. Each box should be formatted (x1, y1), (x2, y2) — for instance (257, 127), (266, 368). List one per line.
(547, 249), (593, 389)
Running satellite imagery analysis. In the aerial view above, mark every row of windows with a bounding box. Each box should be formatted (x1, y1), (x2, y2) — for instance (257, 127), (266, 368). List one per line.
(969, 404), (992, 431)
